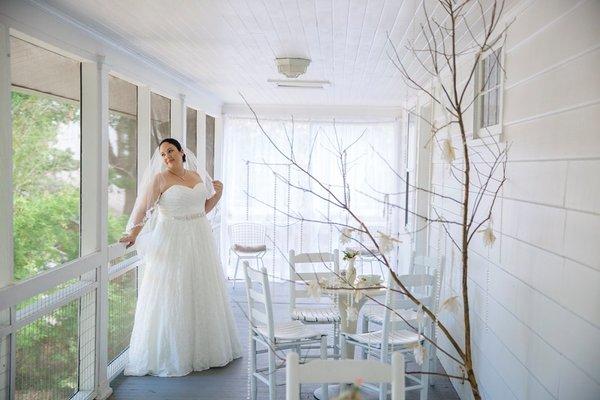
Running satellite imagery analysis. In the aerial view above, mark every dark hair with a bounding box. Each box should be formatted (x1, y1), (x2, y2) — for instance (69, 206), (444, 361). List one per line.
(159, 138), (186, 162)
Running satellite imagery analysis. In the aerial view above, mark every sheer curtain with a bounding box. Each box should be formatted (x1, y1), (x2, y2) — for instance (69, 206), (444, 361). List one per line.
(221, 116), (401, 279)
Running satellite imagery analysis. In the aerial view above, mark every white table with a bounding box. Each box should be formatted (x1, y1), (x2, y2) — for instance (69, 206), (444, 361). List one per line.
(320, 282), (385, 358)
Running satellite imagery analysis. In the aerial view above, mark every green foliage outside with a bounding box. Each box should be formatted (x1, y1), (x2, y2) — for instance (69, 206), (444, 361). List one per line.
(12, 91), (80, 281)
(108, 270), (137, 363)
(13, 91), (138, 398)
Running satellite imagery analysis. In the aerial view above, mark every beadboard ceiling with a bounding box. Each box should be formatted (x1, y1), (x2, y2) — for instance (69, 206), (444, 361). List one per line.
(39, 0), (492, 107)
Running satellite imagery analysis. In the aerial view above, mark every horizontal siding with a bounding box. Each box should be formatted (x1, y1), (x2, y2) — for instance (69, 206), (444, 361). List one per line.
(419, 0), (600, 399)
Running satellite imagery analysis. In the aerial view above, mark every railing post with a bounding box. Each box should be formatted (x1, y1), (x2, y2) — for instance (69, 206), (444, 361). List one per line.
(0, 22), (14, 400)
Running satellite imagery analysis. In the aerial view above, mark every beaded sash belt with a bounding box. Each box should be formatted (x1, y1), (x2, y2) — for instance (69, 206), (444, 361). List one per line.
(161, 212), (205, 221)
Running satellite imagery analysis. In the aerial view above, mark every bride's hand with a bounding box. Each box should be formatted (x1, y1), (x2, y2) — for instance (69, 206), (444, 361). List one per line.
(213, 180), (223, 193)
(119, 234), (137, 249)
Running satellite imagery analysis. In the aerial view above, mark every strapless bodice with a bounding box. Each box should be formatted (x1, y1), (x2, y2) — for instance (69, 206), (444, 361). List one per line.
(158, 183), (207, 218)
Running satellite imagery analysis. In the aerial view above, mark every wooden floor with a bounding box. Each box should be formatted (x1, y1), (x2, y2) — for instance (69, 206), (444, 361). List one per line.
(108, 282), (459, 400)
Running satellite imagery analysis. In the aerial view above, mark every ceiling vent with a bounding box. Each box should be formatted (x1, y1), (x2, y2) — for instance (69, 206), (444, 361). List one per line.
(276, 57), (311, 78)
(267, 79), (331, 89)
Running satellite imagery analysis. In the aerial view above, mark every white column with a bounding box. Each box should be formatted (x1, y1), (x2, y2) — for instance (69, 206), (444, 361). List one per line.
(197, 110), (207, 170)
(414, 103), (433, 257)
(178, 93), (187, 148)
(138, 86), (151, 179)
(0, 23), (14, 400)
(0, 24), (13, 288)
(137, 86), (151, 289)
(82, 56), (112, 399)
(170, 94), (183, 144)
(213, 116), (224, 180)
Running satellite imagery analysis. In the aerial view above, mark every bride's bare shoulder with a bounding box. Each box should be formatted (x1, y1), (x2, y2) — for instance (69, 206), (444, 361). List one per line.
(151, 171), (170, 188)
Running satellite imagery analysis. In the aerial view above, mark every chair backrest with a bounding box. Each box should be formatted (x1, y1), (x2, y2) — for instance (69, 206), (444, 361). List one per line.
(286, 351), (405, 400)
(243, 261), (275, 340)
(380, 270), (441, 352)
(410, 252), (445, 276)
(288, 250), (340, 311)
(229, 222), (266, 247)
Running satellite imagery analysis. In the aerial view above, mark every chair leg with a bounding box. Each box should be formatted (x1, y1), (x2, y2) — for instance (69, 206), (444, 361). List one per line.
(379, 345), (389, 400)
(420, 342), (430, 400)
(333, 322), (340, 358)
(379, 382), (387, 400)
(429, 341), (437, 387)
(233, 256), (240, 288)
(339, 335), (348, 392)
(249, 334), (257, 400)
(361, 316), (371, 359)
(228, 250), (231, 274)
(268, 346), (276, 400)
(320, 336), (329, 400)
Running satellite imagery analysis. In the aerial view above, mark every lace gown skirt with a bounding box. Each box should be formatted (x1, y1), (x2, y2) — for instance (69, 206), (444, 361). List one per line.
(125, 184), (242, 377)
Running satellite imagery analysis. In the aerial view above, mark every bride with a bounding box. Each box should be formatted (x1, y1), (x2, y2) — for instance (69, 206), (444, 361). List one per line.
(119, 138), (242, 377)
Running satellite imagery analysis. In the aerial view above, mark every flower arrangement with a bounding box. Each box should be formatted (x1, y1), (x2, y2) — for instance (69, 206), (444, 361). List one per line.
(342, 249), (359, 261)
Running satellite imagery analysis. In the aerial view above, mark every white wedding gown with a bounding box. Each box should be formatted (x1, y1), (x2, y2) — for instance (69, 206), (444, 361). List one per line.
(125, 183), (242, 377)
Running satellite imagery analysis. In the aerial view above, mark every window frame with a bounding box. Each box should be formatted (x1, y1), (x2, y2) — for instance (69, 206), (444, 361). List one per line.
(473, 44), (505, 140)
(107, 74), (139, 248)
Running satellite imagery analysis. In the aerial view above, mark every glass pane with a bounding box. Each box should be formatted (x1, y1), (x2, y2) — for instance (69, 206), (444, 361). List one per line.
(494, 48), (502, 86)
(108, 76), (138, 244)
(186, 107), (198, 155)
(11, 37), (81, 281)
(489, 88), (499, 126)
(482, 56), (490, 90)
(150, 92), (171, 155)
(108, 268), (138, 362)
(206, 115), (215, 177)
(480, 92), (487, 128)
(16, 300), (79, 400)
(483, 92), (491, 126)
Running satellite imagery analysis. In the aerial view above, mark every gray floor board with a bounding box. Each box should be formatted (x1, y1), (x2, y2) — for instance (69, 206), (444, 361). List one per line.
(109, 282), (460, 400)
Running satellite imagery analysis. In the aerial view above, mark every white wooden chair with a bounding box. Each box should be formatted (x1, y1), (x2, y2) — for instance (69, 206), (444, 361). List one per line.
(355, 226), (388, 277)
(342, 271), (440, 400)
(243, 261), (328, 400)
(289, 250), (341, 358)
(361, 254), (444, 378)
(229, 222), (267, 287)
(286, 351), (405, 400)
(362, 255), (444, 328)
(410, 253), (443, 275)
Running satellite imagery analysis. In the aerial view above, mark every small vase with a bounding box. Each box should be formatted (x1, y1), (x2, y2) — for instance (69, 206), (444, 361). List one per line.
(346, 258), (356, 286)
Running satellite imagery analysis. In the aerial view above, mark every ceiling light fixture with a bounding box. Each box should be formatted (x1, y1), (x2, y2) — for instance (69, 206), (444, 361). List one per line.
(267, 79), (331, 89)
(276, 57), (311, 78)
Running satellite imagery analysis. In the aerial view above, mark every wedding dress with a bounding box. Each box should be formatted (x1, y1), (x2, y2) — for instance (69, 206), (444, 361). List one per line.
(124, 181), (242, 377)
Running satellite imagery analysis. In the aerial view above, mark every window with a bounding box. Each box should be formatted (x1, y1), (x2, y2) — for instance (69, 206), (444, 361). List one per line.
(108, 76), (138, 244)
(150, 92), (170, 155)
(222, 118), (399, 278)
(474, 47), (503, 138)
(11, 36), (81, 281)
(186, 107), (198, 155)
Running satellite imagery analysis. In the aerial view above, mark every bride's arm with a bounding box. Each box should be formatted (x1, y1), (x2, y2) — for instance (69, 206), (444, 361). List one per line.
(119, 175), (163, 247)
(205, 180), (223, 214)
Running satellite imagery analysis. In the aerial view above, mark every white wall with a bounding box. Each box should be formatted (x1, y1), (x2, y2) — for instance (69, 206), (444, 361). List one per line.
(422, 1), (600, 399)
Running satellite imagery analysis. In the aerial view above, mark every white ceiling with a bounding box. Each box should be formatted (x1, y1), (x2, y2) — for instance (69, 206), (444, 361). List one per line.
(40, 0), (504, 107)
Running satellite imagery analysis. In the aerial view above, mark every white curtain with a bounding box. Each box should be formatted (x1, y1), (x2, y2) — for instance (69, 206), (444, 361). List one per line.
(221, 116), (402, 279)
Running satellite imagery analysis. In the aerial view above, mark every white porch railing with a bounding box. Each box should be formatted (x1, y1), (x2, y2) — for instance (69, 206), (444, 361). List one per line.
(0, 246), (142, 400)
